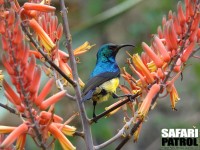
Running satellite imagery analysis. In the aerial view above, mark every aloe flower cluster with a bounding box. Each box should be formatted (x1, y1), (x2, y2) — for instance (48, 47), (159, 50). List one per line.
(105, 0), (199, 141)
(0, 0), (199, 149)
(0, 0), (94, 149)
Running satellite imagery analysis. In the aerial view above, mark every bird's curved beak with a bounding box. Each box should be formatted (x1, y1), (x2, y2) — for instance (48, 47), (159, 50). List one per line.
(116, 44), (135, 52)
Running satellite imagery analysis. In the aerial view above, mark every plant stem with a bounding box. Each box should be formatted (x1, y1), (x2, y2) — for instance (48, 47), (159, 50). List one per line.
(90, 92), (141, 124)
(94, 116), (136, 150)
(21, 23), (76, 87)
(59, 0), (94, 150)
(0, 103), (26, 118)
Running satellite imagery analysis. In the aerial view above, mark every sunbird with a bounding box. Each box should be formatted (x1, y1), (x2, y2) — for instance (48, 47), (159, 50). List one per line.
(82, 43), (134, 118)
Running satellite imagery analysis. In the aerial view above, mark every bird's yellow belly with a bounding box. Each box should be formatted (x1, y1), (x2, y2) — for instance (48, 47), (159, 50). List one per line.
(92, 78), (119, 103)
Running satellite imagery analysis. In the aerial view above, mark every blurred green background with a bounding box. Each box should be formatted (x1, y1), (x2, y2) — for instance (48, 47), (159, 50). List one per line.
(0, 0), (199, 150)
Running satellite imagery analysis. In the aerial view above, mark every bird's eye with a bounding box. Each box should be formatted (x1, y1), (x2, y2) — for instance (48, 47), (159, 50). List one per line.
(108, 45), (117, 50)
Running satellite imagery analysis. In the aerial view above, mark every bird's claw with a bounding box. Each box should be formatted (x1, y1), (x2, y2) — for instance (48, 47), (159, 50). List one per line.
(127, 94), (135, 102)
(112, 93), (119, 98)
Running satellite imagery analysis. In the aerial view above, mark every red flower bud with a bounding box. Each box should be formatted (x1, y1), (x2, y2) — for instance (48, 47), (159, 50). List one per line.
(153, 36), (171, 62)
(181, 41), (195, 62)
(40, 90), (66, 110)
(177, 1), (186, 26)
(23, 3), (56, 12)
(35, 78), (54, 106)
(3, 80), (21, 105)
(142, 42), (163, 68)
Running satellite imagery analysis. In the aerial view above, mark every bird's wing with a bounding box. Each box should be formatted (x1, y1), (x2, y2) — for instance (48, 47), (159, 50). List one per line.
(82, 72), (120, 101)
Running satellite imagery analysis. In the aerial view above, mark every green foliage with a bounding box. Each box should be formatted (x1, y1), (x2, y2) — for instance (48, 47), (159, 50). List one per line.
(86, 0), (104, 16)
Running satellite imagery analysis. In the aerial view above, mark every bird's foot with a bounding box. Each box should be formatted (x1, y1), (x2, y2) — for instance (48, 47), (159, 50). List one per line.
(127, 95), (135, 102)
(112, 93), (119, 98)
(112, 93), (135, 101)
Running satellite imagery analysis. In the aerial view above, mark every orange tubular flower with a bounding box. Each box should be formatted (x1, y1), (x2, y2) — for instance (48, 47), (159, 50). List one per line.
(21, 47), (30, 66)
(4, 91), (25, 113)
(57, 24), (63, 40)
(0, 123), (28, 148)
(188, 0), (195, 17)
(0, 20), (5, 34)
(40, 90), (66, 110)
(23, 3), (56, 12)
(191, 13), (199, 31)
(119, 84), (132, 95)
(130, 64), (148, 88)
(58, 50), (69, 62)
(170, 86), (180, 110)
(58, 42), (95, 62)
(38, 14), (59, 43)
(177, 1), (186, 26)
(40, 111), (63, 123)
(53, 123), (76, 136)
(21, 9), (36, 18)
(147, 61), (157, 72)
(29, 50), (43, 59)
(166, 71), (181, 109)
(162, 15), (167, 26)
(3, 80), (21, 105)
(78, 78), (85, 87)
(0, 0), (4, 4)
(167, 21), (178, 50)
(189, 27), (198, 42)
(153, 36), (170, 62)
(121, 67), (140, 90)
(185, 0), (190, 20)
(35, 78), (54, 106)
(132, 54), (154, 84)
(167, 83), (180, 110)
(12, 27), (24, 45)
(142, 42), (164, 68)
(0, 126), (16, 134)
(197, 28), (200, 42)
(157, 26), (164, 38)
(29, 67), (41, 95)
(7, 10), (15, 26)
(48, 124), (76, 150)
(1, 36), (9, 51)
(168, 10), (173, 19)
(29, 18), (56, 53)
(73, 42), (95, 56)
(2, 55), (14, 75)
(181, 41), (195, 62)
(59, 60), (85, 87)
(25, 55), (36, 82)
(173, 58), (182, 72)
(138, 84), (160, 120)
(157, 68), (165, 80)
(16, 134), (26, 150)
(59, 60), (72, 78)
(140, 52), (151, 66)
(173, 13), (182, 35)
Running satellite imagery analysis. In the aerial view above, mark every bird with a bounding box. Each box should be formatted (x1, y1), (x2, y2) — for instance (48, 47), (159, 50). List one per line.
(82, 43), (134, 118)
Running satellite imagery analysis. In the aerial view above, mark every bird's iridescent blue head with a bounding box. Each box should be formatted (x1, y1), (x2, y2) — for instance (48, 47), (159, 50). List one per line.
(96, 43), (134, 63)
(91, 43), (134, 77)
